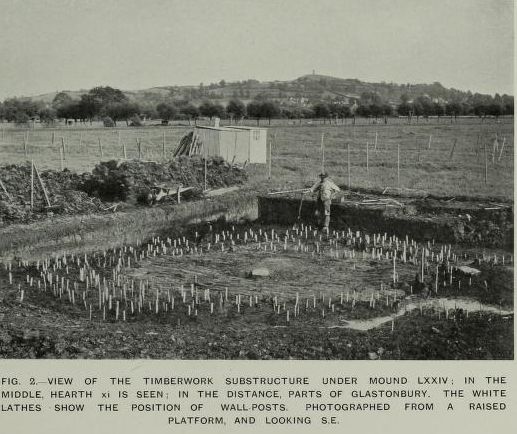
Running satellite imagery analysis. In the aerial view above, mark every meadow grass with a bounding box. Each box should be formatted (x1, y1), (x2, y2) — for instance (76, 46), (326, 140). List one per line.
(0, 117), (513, 200)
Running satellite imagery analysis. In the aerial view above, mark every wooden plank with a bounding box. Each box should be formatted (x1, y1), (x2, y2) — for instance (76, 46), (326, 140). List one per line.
(0, 177), (11, 201)
(204, 186), (241, 197)
(33, 163), (52, 207)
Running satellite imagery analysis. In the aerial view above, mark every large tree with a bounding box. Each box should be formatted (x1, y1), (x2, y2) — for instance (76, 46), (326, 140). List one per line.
(445, 101), (462, 120)
(199, 101), (225, 120)
(313, 102), (330, 123)
(329, 103), (351, 121)
(57, 101), (83, 123)
(397, 102), (412, 117)
(369, 103), (384, 120)
(2, 98), (43, 122)
(78, 94), (100, 122)
(156, 102), (178, 122)
(52, 92), (73, 109)
(246, 101), (263, 125)
(180, 103), (200, 125)
(38, 107), (56, 124)
(82, 86), (128, 119)
(88, 86), (128, 106)
(226, 99), (246, 121)
(106, 102), (140, 126)
(260, 101), (280, 125)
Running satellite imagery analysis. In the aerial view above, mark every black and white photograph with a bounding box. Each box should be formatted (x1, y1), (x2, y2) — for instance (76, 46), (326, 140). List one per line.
(0, 0), (513, 364)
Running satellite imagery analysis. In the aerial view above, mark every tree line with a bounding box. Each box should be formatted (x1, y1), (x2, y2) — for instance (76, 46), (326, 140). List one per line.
(0, 86), (513, 126)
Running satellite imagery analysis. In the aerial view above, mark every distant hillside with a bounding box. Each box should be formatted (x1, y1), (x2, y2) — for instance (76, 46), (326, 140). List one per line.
(26, 74), (508, 108)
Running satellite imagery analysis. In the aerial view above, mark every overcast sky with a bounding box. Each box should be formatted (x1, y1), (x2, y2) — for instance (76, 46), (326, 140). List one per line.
(0, 0), (513, 99)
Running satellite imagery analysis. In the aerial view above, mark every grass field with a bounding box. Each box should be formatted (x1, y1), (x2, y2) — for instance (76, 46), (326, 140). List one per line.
(0, 117), (513, 199)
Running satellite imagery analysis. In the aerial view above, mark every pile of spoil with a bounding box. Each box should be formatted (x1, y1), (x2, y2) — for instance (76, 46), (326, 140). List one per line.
(0, 163), (105, 224)
(79, 156), (248, 202)
(0, 157), (248, 225)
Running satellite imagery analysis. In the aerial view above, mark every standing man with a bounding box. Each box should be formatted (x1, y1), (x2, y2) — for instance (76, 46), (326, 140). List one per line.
(307, 172), (340, 232)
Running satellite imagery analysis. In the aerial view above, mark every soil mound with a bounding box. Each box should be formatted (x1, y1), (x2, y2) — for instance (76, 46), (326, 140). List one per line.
(80, 156), (247, 202)
(0, 157), (248, 225)
(0, 163), (104, 224)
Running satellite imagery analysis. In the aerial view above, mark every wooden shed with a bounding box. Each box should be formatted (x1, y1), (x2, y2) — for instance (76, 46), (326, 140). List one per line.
(194, 125), (267, 164)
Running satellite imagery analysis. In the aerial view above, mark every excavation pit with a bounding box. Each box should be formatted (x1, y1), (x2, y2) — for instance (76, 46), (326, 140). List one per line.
(0, 219), (513, 360)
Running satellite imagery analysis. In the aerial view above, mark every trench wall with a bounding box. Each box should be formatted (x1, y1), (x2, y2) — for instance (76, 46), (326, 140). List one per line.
(258, 196), (512, 247)
(0, 193), (258, 260)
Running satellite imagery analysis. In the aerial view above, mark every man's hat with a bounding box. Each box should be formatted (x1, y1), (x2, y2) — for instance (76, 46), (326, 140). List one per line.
(319, 172), (329, 178)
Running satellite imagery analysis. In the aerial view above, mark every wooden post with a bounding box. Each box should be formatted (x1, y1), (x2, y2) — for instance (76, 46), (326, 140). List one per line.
(374, 132), (378, 150)
(366, 141), (369, 175)
(59, 145), (64, 170)
(60, 137), (66, 162)
(427, 134), (432, 149)
(498, 137), (506, 162)
(435, 265), (439, 293)
(162, 131), (166, 160)
(421, 247), (425, 282)
(484, 143), (488, 184)
(204, 157), (207, 191)
(33, 163), (51, 207)
(79, 132), (83, 150)
(23, 132), (28, 157)
(137, 138), (141, 159)
(347, 142), (351, 188)
(30, 160), (34, 210)
(268, 140), (272, 179)
(177, 186), (181, 204)
(123, 141), (127, 159)
(0, 178), (11, 201)
(393, 255), (396, 283)
(320, 133), (325, 173)
(98, 138), (103, 157)
(397, 144), (400, 188)
(449, 138), (457, 160)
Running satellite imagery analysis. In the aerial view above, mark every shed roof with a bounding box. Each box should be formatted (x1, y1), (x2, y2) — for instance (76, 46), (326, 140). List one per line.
(195, 126), (245, 132)
(225, 126), (267, 131)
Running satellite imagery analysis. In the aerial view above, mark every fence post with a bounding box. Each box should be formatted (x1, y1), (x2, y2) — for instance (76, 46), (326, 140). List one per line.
(204, 157), (207, 191)
(347, 142), (351, 189)
(60, 137), (66, 162)
(23, 131), (28, 157)
(320, 133), (325, 173)
(397, 144), (400, 188)
(484, 143), (488, 184)
(268, 140), (272, 179)
(162, 131), (166, 160)
(498, 137), (506, 162)
(449, 138), (457, 160)
(366, 141), (369, 175)
(30, 160), (34, 210)
(59, 145), (64, 170)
